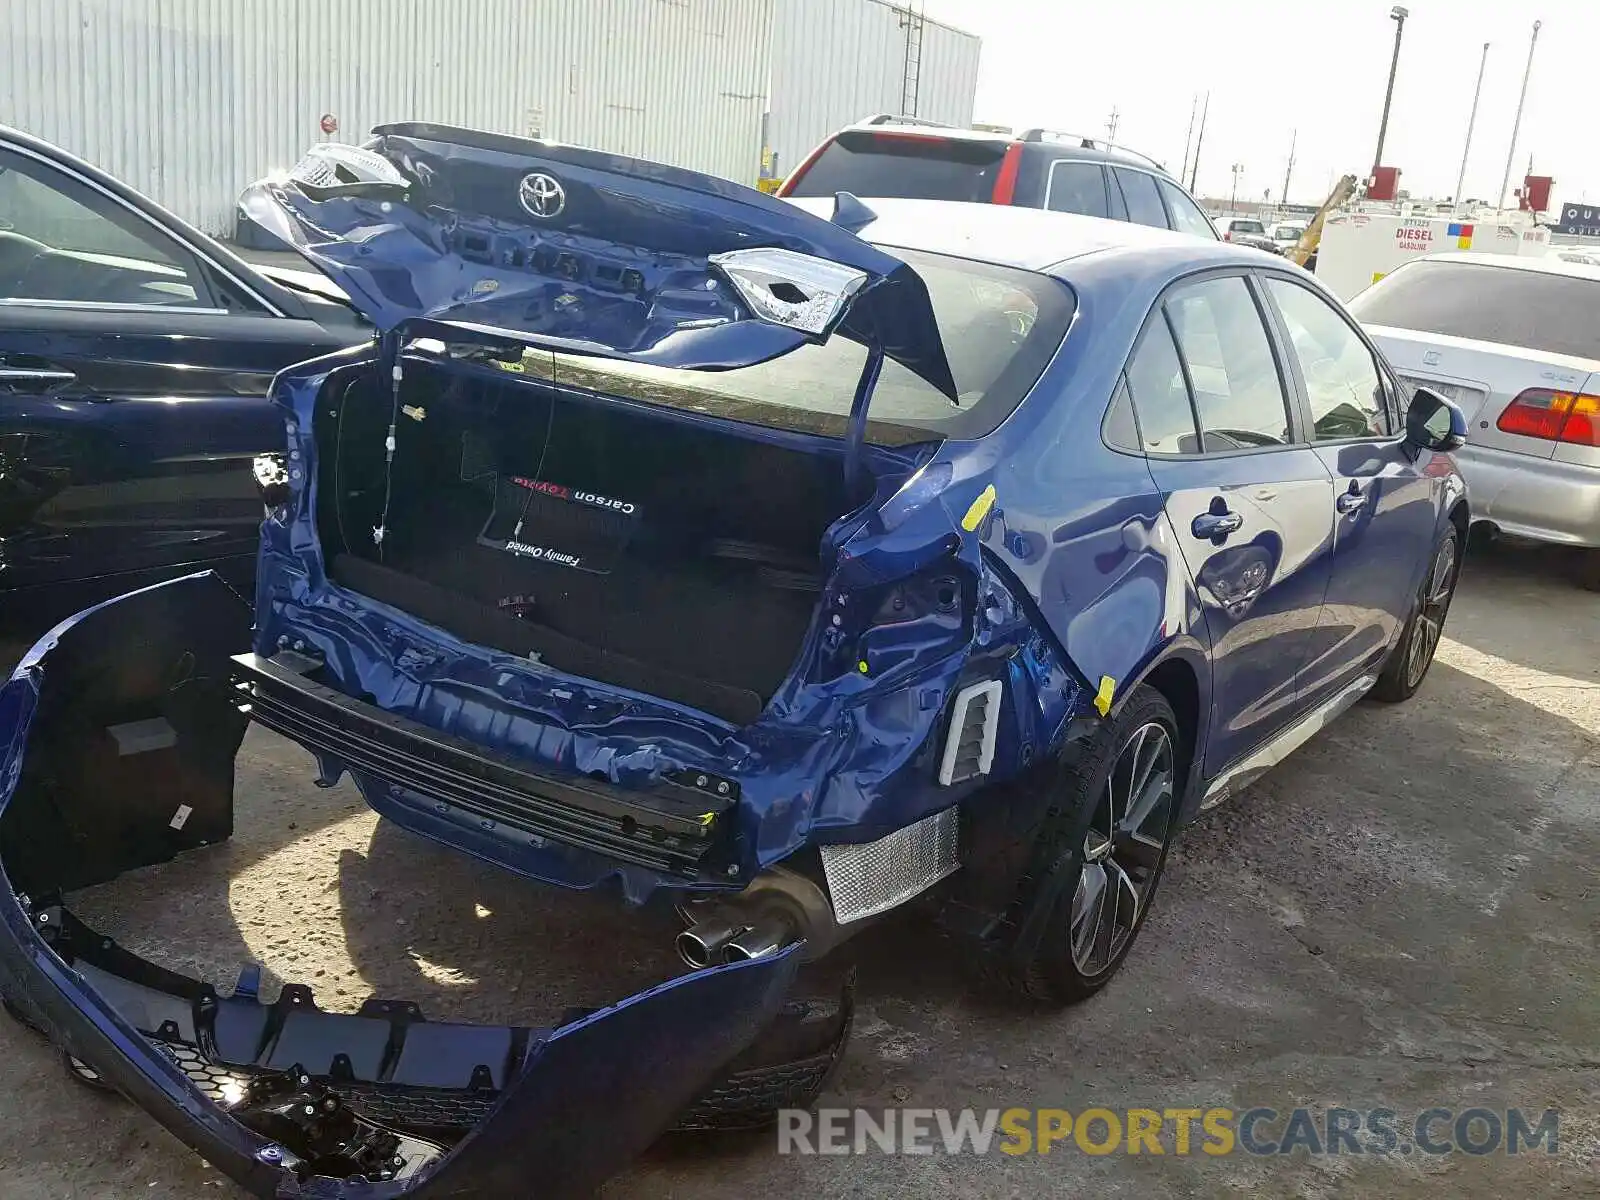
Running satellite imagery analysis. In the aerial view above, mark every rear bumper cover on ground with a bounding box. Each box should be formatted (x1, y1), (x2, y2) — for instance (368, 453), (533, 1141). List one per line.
(0, 572), (845, 1197)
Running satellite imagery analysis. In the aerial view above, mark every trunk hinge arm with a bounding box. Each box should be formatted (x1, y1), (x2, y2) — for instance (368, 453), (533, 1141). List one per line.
(371, 328), (405, 551)
(844, 339), (884, 493)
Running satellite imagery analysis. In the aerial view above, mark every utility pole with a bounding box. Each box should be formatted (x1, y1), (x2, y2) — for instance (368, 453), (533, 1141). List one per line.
(1105, 107), (1120, 144)
(1229, 163), (1244, 213)
(1371, 6), (1409, 177)
(1189, 92), (1209, 193)
(1453, 42), (1490, 203)
(1281, 129), (1297, 205)
(1498, 20), (1542, 211)
(1180, 94), (1199, 185)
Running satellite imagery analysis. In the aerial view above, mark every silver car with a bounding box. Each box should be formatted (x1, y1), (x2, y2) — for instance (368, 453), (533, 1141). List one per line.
(1351, 253), (1600, 589)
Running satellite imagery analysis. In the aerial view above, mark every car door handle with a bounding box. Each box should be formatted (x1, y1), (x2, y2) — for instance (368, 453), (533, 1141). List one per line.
(1336, 486), (1366, 514)
(1192, 510), (1243, 539)
(0, 366), (77, 388)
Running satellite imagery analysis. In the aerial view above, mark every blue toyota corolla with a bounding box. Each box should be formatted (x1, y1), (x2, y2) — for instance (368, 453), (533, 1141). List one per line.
(0, 125), (1468, 1194)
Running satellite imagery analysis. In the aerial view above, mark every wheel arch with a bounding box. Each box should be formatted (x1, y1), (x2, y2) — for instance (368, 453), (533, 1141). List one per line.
(1123, 648), (1210, 826)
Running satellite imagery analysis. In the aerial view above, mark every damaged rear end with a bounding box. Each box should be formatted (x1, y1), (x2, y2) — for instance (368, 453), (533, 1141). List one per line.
(241, 125), (1085, 958)
(0, 572), (848, 1196)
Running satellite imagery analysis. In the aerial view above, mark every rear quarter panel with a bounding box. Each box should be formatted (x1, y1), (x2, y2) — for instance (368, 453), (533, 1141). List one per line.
(967, 251), (1214, 754)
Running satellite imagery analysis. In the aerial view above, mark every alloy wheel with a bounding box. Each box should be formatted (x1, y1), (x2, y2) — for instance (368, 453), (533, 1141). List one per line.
(1069, 722), (1176, 977)
(1406, 536), (1457, 689)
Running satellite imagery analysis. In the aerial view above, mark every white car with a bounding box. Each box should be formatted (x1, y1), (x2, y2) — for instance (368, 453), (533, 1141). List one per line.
(1270, 221), (1306, 247)
(1215, 215), (1268, 243)
(1351, 253), (1600, 588)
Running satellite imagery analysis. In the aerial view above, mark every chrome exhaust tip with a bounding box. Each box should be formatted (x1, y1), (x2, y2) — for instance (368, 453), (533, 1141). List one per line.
(675, 918), (746, 969)
(723, 917), (793, 963)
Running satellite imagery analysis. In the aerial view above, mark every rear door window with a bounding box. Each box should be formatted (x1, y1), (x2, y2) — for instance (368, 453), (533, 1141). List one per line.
(782, 131), (1007, 202)
(1124, 315), (1201, 454)
(1113, 168), (1167, 228)
(1165, 277), (1293, 450)
(1159, 181), (1218, 239)
(1347, 259), (1600, 361)
(1045, 161), (1110, 218)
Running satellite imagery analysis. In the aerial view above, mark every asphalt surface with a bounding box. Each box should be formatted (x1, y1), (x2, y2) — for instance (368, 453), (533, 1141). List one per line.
(0, 540), (1595, 1197)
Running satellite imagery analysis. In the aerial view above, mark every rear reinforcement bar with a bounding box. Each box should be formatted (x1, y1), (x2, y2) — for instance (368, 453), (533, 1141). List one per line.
(231, 651), (735, 878)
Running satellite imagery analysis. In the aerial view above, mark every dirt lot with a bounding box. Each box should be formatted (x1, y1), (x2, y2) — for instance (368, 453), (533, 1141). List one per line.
(0, 542), (1595, 1198)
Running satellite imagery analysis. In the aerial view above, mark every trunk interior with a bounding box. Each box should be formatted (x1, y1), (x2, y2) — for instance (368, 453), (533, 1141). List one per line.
(314, 360), (874, 725)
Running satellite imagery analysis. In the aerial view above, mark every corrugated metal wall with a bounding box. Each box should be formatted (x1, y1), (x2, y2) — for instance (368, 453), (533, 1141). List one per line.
(1, 0), (774, 234)
(766, 0), (980, 179)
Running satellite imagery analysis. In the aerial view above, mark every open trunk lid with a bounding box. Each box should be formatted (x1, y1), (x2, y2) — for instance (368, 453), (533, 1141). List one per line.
(238, 123), (957, 407)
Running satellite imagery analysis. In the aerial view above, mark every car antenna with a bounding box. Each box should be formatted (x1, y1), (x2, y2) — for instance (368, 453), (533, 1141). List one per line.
(830, 191), (877, 233)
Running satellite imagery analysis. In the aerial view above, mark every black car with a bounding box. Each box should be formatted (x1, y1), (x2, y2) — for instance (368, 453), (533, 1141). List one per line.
(0, 126), (367, 632)
(778, 115), (1220, 240)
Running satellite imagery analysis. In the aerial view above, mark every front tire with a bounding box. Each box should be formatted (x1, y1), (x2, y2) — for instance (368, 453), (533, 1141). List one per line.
(1372, 526), (1460, 703)
(1002, 686), (1182, 1006)
(1577, 548), (1600, 593)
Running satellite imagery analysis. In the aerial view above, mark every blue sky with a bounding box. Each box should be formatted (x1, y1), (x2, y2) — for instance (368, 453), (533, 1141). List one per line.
(922, 0), (1593, 210)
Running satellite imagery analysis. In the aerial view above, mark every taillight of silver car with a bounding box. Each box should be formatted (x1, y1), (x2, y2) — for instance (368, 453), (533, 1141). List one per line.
(1496, 389), (1600, 446)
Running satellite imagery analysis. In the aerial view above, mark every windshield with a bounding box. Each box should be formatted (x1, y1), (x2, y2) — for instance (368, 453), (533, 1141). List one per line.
(1349, 259), (1600, 361)
(512, 248), (1073, 446)
(784, 131), (1008, 202)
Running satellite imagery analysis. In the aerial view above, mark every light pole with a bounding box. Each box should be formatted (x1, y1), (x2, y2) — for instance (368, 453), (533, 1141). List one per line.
(1189, 93), (1210, 192)
(1453, 42), (1490, 204)
(1229, 163), (1244, 213)
(1281, 128), (1297, 205)
(1497, 21), (1542, 212)
(1371, 6), (1409, 178)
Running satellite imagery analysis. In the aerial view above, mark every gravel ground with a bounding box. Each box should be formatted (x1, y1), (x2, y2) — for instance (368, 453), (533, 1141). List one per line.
(0, 540), (1595, 1197)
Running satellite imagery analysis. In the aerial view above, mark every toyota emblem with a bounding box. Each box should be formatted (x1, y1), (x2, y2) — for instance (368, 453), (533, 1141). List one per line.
(519, 172), (566, 219)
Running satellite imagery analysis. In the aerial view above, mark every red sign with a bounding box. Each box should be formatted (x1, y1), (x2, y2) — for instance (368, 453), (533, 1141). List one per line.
(319, 113), (339, 135)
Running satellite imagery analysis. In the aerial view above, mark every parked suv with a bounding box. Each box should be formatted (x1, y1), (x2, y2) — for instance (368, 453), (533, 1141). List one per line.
(778, 115), (1219, 241)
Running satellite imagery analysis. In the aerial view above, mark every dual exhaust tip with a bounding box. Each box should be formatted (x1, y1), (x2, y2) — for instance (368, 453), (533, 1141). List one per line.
(676, 916), (792, 969)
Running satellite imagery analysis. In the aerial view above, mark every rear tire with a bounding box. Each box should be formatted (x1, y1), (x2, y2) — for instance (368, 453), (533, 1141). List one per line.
(1577, 549), (1600, 593)
(1372, 527), (1460, 703)
(1001, 686), (1182, 1006)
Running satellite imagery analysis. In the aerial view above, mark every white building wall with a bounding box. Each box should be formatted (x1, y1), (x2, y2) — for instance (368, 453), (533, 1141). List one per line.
(766, 0), (980, 180)
(1, 0), (775, 234)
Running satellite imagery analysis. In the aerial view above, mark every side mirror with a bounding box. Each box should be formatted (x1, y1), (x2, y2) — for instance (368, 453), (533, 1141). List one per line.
(1405, 387), (1467, 453)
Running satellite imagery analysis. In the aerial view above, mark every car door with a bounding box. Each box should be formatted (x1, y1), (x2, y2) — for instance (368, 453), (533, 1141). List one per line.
(0, 142), (351, 608)
(1045, 160), (1112, 219)
(1110, 167), (1168, 230)
(1260, 273), (1438, 705)
(1123, 272), (1336, 775)
(1157, 179), (1221, 240)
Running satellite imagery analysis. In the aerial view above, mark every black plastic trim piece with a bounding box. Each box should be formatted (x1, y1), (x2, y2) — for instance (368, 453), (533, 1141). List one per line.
(231, 653), (732, 878)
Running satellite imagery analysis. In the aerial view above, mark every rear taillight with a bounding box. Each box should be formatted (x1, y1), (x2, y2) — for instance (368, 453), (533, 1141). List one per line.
(1496, 389), (1600, 445)
(1560, 392), (1600, 445)
(990, 143), (1023, 204)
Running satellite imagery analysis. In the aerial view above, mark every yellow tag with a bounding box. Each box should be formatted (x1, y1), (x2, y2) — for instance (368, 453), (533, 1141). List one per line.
(1371, 271), (1387, 284)
(401, 404), (426, 422)
(497, 357), (526, 374)
(1094, 675), (1116, 716)
(698, 812), (717, 828)
(961, 484), (997, 532)
(857, 660), (870, 674)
